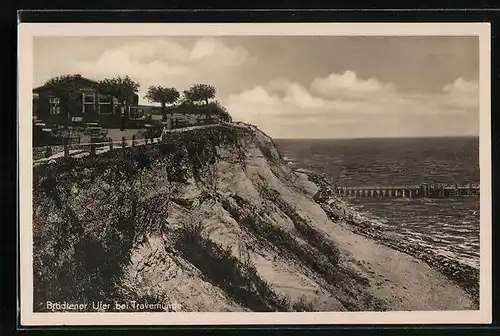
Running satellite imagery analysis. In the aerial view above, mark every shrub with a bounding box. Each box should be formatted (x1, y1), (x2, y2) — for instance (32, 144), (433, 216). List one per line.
(275, 293), (292, 310)
(292, 295), (316, 312)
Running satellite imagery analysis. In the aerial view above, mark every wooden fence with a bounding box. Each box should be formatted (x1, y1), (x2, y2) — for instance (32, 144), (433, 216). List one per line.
(33, 122), (249, 166)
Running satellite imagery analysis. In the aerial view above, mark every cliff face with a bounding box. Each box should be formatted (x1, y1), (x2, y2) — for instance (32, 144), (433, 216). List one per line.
(32, 124), (476, 312)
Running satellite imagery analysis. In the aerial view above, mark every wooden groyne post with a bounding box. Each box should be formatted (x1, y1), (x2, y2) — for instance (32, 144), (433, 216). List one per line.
(336, 183), (479, 199)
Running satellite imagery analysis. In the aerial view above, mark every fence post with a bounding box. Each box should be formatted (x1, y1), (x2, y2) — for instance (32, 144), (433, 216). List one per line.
(64, 137), (69, 158)
(109, 137), (114, 151)
(45, 147), (52, 158)
(121, 136), (126, 148)
(132, 134), (136, 147)
(90, 142), (96, 157)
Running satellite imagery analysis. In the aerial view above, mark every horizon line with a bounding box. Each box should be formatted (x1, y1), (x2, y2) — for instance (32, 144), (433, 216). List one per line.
(273, 135), (480, 140)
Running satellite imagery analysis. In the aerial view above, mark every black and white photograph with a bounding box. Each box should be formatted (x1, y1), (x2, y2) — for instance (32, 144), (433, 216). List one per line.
(18, 23), (491, 326)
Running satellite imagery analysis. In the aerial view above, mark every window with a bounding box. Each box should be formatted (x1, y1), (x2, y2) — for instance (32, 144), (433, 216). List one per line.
(82, 92), (96, 114)
(83, 92), (95, 104)
(112, 97), (122, 115)
(98, 94), (112, 115)
(49, 97), (60, 115)
(98, 94), (111, 104)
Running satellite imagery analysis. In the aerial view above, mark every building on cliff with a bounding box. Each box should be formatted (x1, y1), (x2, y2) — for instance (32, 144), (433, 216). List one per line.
(33, 75), (225, 130)
(33, 74), (147, 129)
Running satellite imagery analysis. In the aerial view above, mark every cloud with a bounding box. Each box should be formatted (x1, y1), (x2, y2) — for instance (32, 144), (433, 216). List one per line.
(440, 77), (479, 109)
(444, 77), (479, 94)
(126, 39), (191, 64)
(188, 37), (249, 65)
(283, 82), (326, 109)
(235, 86), (280, 106)
(223, 72), (479, 138)
(68, 37), (250, 104)
(310, 70), (396, 98)
(225, 77), (359, 128)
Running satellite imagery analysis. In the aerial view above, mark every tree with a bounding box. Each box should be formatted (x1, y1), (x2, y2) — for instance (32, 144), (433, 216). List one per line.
(207, 101), (232, 123)
(217, 101), (232, 122)
(94, 76), (140, 130)
(43, 74), (83, 130)
(183, 84), (217, 119)
(177, 98), (194, 115)
(144, 86), (180, 122)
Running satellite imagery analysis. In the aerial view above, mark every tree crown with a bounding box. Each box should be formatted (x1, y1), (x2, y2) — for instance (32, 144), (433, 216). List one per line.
(183, 84), (216, 104)
(94, 75), (140, 104)
(144, 86), (180, 105)
(43, 74), (85, 97)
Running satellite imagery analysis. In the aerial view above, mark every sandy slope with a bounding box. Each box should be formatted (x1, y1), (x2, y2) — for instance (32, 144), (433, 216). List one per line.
(294, 174), (477, 310)
(322, 221), (476, 311)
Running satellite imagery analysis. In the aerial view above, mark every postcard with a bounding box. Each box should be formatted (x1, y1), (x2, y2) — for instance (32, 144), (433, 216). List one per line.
(18, 22), (491, 326)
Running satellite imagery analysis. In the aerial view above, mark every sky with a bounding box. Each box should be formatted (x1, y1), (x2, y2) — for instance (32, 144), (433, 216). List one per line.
(33, 36), (480, 139)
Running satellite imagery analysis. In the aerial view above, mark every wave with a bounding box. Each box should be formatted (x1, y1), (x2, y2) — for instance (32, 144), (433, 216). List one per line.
(277, 138), (480, 273)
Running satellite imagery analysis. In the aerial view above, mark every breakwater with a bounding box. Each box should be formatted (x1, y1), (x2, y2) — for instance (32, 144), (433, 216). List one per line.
(336, 183), (479, 199)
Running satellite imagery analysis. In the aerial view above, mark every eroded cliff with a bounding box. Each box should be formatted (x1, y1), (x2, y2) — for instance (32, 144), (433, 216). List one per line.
(33, 124), (477, 312)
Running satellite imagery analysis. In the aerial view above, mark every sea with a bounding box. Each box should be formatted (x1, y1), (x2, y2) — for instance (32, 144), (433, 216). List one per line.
(274, 137), (480, 270)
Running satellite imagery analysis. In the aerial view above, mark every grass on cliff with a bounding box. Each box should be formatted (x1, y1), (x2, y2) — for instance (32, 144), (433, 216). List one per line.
(174, 219), (298, 312)
(221, 193), (382, 311)
(33, 187), (138, 310)
(220, 195), (345, 287)
(258, 186), (341, 266)
(32, 149), (156, 311)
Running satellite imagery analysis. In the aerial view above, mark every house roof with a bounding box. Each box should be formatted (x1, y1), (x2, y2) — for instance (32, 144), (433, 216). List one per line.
(32, 74), (98, 93)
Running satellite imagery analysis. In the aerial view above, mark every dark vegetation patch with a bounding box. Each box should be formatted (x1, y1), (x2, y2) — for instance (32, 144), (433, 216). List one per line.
(33, 152), (181, 311)
(257, 140), (277, 164)
(258, 186), (340, 266)
(33, 179), (138, 311)
(292, 295), (316, 312)
(33, 125), (251, 186)
(219, 196), (345, 286)
(252, 128), (286, 163)
(134, 195), (171, 236)
(31, 125), (256, 311)
(220, 192), (384, 311)
(174, 220), (291, 312)
(170, 197), (194, 209)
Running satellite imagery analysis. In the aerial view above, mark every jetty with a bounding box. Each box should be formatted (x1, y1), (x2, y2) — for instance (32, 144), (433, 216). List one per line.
(336, 183), (479, 199)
